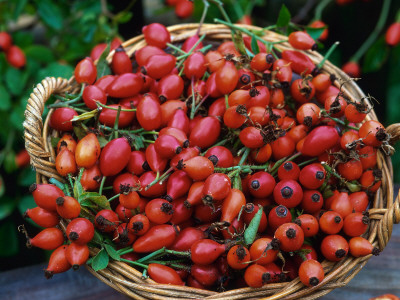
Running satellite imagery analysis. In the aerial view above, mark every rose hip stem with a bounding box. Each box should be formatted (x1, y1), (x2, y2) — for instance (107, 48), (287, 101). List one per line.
(349, 0), (391, 65)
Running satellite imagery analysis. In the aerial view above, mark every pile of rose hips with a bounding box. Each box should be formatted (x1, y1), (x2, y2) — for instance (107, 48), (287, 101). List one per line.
(0, 31), (26, 68)
(22, 22), (390, 290)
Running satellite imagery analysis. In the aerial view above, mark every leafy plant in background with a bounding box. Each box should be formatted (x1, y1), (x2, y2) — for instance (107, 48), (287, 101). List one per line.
(0, 0), (133, 262)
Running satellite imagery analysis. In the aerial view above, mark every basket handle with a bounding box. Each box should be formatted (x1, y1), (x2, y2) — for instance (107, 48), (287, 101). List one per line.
(23, 77), (72, 182)
(387, 123), (400, 145)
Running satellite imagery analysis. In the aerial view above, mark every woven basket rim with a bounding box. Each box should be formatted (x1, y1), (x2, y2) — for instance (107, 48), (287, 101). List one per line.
(23, 23), (400, 300)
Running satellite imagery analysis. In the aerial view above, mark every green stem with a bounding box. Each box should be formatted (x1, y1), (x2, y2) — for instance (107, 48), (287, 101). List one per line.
(49, 178), (70, 196)
(215, 18), (272, 48)
(289, 22), (303, 31)
(209, 0), (232, 23)
(197, 44), (213, 53)
(146, 260), (190, 270)
(249, 164), (269, 170)
(321, 163), (362, 193)
(176, 43), (211, 76)
(117, 247), (133, 256)
(271, 40), (288, 45)
(108, 193), (120, 202)
(165, 249), (191, 257)
(190, 77), (197, 120)
(322, 113), (359, 130)
(166, 43), (186, 54)
(50, 84), (85, 105)
(112, 105), (122, 140)
(225, 94), (229, 109)
(120, 258), (148, 269)
(317, 41), (340, 69)
(100, 125), (158, 135)
(67, 174), (74, 190)
(298, 157), (318, 168)
(230, 0), (244, 19)
(64, 83), (85, 104)
(99, 176), (107, 195)
(270, 46), (280, 59)
(214, 166), (242, 173)
(0, 130), (15, 167)
(97, 102), (136, 112)
(200, 138), (229, 155)
(145, 171), (162, 191)
(78, 168), (84, 181)
(270, 152), (302, 175)
(176, 34), (207, 59)
(47, 103), (88, 113)
(321, 162), (344, 181)
(264, 25), (277, 31)
(228, 168), (241, 179)
(238, 148), (250, 166)
(137, 247), (167, 263)
(314, 0), (333, 21)
(197, 0), (210, 35)
(350, 0), (391, 63)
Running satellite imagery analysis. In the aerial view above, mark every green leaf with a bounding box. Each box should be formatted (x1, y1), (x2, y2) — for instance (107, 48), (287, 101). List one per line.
(71, 109), (98, 122)
(276, 4), (291, 27)
(91, 248), (109, 271)
(17, 195), (36, 216)
(115, 11), (133, 24)
(245, 48), (255, 58)
(250, 35), (260, 55)
(232, 31), (247, 56)
(0, 175), (4, 198)
(0, 85), (11, 111)
(37, 63), (73, 82)
(244, 205), (263, 245)
(79, 192), (110, 210)
(25, 45), (55, 63)
(83, 25), (97, 43)
(97, 135), (108, 148)
(36, 0), (63, 30)
(6, 67), (28, 96)
(13, 31), (33, 48)
(10, 103), (25, 131)
(73, 179), (84, 199)
(73, 123), (88, 140)
(305, 26), (326, 41)
(13, 0), (28, 20)
(51, 137), (61, 148)
(92, 229), (103, 244)
(17, 167), (36, 187)
(362, 38), (389, 73)
(96, 43), (112, 79)
(0, 221), (19, 256)
(0, 196), (16, 220)
(4, 151), (17, 173)
(104, 244), (120, 261)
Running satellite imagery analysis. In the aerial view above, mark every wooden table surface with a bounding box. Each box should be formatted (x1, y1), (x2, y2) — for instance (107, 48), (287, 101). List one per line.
(2, 189), (400, 300)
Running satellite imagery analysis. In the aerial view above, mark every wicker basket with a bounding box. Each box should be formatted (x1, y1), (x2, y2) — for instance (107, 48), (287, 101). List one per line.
(23, 23), (400, 300)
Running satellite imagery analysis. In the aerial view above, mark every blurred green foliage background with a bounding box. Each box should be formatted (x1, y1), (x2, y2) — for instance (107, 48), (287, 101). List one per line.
(0, 0), (399, 270)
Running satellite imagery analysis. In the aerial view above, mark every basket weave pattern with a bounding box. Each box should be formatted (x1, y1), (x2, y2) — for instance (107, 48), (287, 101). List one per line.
(23, 24), (400, 299)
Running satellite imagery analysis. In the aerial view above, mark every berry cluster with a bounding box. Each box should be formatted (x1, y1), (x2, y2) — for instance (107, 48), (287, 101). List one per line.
(23, 22), (390, 290)
(0, 31), (26, 68)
